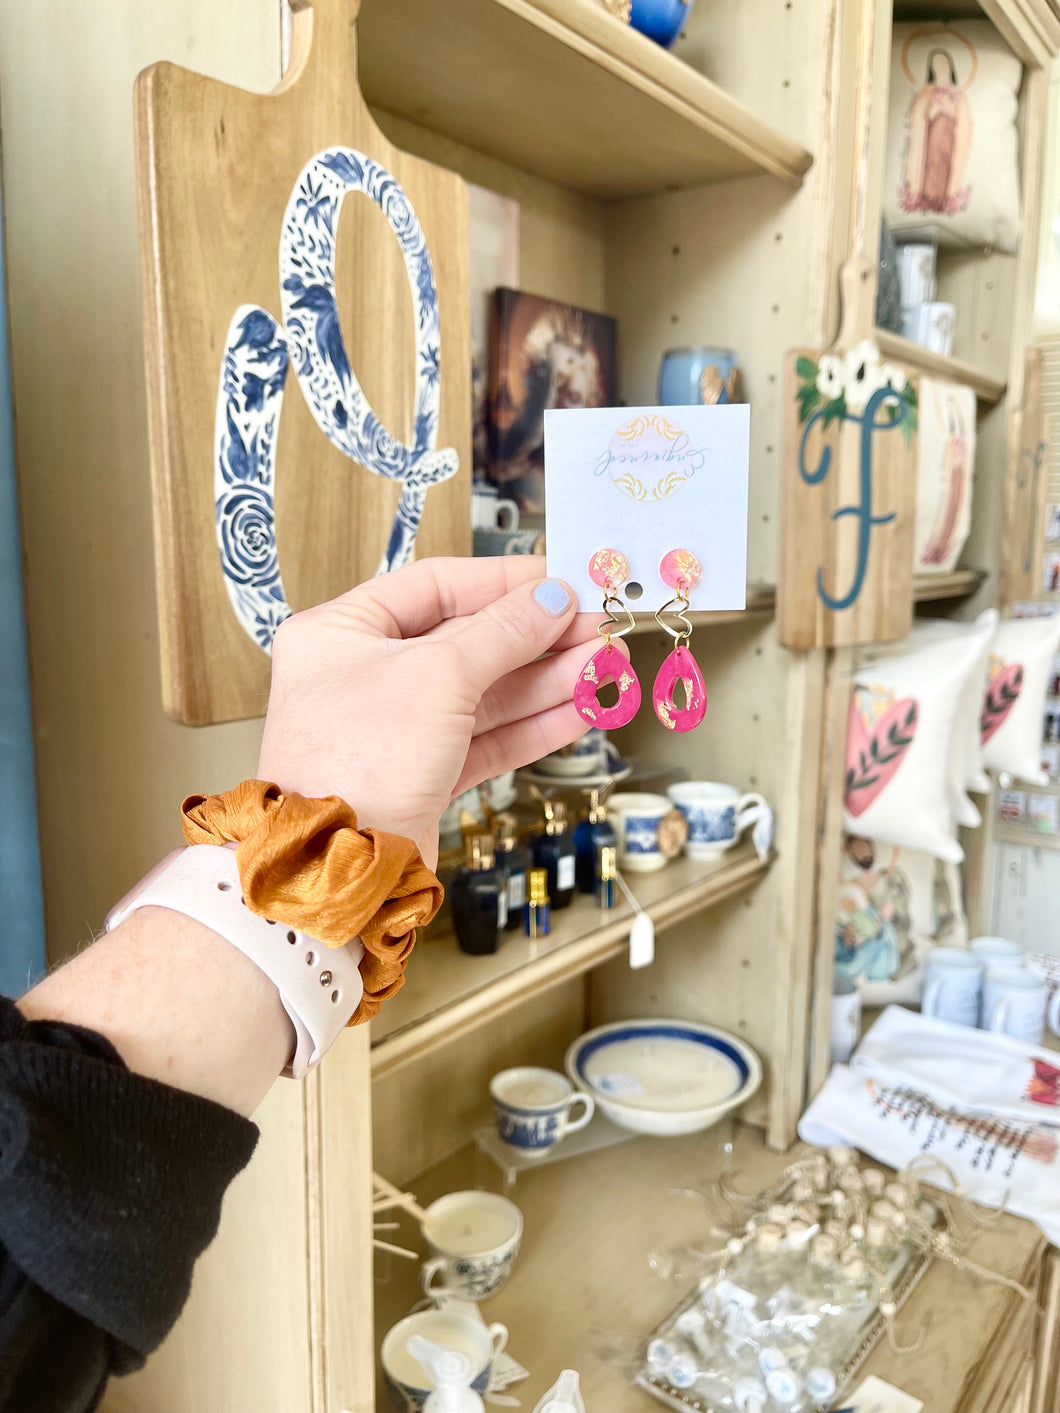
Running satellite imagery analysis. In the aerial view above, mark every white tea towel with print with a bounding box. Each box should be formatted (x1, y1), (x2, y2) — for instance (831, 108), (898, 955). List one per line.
(800, 1005), (1060, 1242)
(851, 1004), (1060, 1125)
(800, 1063), (1060, 1243)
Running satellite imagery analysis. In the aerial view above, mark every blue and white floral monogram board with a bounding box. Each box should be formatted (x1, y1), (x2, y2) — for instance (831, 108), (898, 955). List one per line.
(135, 0), (470, 724)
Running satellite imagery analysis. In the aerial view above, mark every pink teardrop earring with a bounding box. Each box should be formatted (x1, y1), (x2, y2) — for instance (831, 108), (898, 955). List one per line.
(652, 550), (707, 732)
(574, 549), (642, 729)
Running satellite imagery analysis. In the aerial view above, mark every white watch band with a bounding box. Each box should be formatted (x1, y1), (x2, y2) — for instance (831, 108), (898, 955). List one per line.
(104, 845), (365, 1078)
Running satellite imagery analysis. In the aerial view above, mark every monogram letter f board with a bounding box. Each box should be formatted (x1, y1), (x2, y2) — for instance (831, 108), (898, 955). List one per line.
(778, 341), (918, 649)
(136, 0), (470, 724)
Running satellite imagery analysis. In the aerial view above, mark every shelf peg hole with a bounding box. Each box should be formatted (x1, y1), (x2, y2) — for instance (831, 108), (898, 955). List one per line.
(287, 929), (297, 944)
(626, 580), (643, 600)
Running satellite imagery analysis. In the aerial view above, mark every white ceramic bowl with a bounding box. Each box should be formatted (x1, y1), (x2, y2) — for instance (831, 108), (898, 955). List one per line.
(564, 1019), (762, 1137)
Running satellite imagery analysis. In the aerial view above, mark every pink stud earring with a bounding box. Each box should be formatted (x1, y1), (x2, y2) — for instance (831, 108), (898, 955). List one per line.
(652, 550), (707, 732)
(574, 549), (642, 729)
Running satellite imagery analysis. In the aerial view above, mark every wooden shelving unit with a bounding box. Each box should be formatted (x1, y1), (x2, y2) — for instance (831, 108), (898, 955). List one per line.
(371, 842), (771, 1077)
(876, 328), (1008, 406)
(357, 0), (813, 197)
(373, 1127), (1046, 1413)
(621, 573), (987, 634)
(914, 567), (990, 601)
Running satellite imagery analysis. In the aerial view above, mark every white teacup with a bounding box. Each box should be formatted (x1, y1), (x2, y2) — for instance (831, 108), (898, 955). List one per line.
(667, 781), (767, 861)
(420, 1191), (522, 1300)
(982, 965), (1060, 1044)
(610, 792), (683, 873)
(921, 947), (983, 1028)
(490, 1066), (594, 1159)
(536, 728), (616, 778)
(971, 936), (1025, 968)
(382, 1308), (507, 1413)
(471, 482), (520, 531)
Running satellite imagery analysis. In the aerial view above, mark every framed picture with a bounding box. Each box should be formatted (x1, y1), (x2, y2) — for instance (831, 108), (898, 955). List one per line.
(997, 789), (1026, 823)
(1030, 793), (1060, 834)
(1044, 552), (1060, 594)
(487, 288), (617, 519)
(1047, 503), (1060, 543)
(469, 186), (519, 481)
(1042, 743), (1060, 781)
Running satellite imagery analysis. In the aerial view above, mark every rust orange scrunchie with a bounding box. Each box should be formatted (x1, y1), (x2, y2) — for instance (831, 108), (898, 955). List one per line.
(181, 780), (443, 1024)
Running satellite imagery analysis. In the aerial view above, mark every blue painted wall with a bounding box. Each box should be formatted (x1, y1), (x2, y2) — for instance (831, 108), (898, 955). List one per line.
(0, 195), (46, 996)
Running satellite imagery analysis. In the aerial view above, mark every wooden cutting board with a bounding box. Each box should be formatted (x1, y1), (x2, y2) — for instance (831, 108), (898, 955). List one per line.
(136, 0), (470, 725)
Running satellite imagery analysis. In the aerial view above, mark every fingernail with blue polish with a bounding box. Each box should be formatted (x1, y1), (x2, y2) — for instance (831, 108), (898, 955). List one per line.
(533, 579), (572, 615)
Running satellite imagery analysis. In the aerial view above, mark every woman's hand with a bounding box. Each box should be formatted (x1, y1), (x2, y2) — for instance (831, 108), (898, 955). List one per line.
(258, 556), (619, 865)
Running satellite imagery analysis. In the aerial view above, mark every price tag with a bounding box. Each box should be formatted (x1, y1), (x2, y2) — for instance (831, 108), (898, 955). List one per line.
(629, 910), (655, 969)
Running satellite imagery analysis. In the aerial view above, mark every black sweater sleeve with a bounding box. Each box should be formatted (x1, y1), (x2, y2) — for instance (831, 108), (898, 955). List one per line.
(0, 995), (258, 1412)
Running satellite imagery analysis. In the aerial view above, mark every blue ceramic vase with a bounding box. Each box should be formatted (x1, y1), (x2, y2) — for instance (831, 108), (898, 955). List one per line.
(630, 0), (695, 48)
(658, 347), (743, 405)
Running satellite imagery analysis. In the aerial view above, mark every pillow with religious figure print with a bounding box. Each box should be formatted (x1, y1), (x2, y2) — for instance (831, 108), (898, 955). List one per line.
(836, 834), (966, 1006)
(884, 22), (1023, 253)
(914, 378), (976, 575)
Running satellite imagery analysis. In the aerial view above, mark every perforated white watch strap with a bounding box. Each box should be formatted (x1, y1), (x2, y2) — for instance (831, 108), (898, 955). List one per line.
(104, 845), (364, 1078)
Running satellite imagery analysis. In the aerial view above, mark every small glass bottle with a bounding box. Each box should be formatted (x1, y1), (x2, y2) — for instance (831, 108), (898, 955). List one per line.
(597, 845), (617, 910)
(451, 833), (507, 956)
(494, 812), (531, 933)
(531, 799), (577, 910)
(572, 787), (617, 895)
(524, 867), (551, 939)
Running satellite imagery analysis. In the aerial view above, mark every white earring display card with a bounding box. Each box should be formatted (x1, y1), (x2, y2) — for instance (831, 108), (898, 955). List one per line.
(543, 405), (750, 611)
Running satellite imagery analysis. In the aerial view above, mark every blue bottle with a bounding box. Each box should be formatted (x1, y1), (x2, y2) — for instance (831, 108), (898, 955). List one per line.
(451, 834), (507, 955)
(573, 788), (617, 895)
(494, 812), (532, 933)
(530, 799), (577, 911)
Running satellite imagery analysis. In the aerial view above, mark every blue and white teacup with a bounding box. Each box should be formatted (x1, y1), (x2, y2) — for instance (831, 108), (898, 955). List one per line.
(611, 792), (680, 872)
(667, 782), (767, 861)
(420, 1191), (522, 1299)
(536, 727), (617, 778)
(490, 1066), (594, 1159)
(382, 1308), (508, 1413)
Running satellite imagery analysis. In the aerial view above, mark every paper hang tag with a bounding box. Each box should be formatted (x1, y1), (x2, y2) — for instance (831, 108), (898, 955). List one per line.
(844, 1376), (924, 1413)
(629, 910), (655, 969)
(543, 405), (750, 612)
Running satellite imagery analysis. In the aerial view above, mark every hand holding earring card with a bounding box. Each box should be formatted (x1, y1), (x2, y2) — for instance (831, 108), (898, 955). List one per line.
(543, 406), (750, 611)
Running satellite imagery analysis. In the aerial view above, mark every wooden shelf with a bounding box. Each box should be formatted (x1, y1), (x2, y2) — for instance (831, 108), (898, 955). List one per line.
(628, 584), (776, 634)
(370, 842), (771, 1077)
(357, 0), (813, 198)
(373, 1128), (1045, 1413)
(876, 329), (1007, 406)
(914, 567), (989, 601)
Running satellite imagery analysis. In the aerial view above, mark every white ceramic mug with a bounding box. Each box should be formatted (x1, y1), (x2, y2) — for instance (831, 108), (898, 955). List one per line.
(830, 978), (862, 1064)
(666, 781), (767, 861)
(490, 1066), (594, 1159)
(471, 482), (520, 531)
(902, 300), (955, 355)
(610, 792), (681, 872)
(921, 947), (983, 1028)
(382, 1308), (507, 1413)
(896, 242), (937, 306)
(971, 936), (1025, 968)
(982, 965), (1060, 1044)
(419, 1190), (522, 1300)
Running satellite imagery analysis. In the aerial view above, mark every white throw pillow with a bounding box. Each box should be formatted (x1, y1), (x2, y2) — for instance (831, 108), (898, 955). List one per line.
(836, 835), (967, 1006)
(866, 611), (997, 824)
(914, 379), (976, 574)
(846, 633), (987, 862)
(884, 22), (1023, 253)
(982, 614), (1060, 784)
